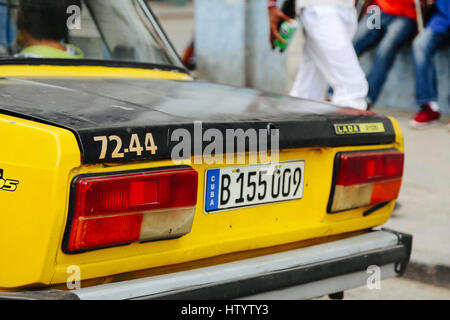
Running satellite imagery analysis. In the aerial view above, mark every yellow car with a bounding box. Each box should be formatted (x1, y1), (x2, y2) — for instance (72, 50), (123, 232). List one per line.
(0, 0), (411, 299)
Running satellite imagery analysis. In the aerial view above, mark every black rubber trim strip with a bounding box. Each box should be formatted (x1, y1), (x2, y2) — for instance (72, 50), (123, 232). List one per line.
(61, 165), (193, 254)
(363, 201), (390, 217)
(75, 119), (395, 164)
(134, 231), (412, 300)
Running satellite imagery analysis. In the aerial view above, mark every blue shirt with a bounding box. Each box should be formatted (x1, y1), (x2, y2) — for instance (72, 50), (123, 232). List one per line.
(427, 0), (450, 33)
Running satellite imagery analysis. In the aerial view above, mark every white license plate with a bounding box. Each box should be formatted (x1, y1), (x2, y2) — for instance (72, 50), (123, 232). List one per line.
(204, 160), (305, 213)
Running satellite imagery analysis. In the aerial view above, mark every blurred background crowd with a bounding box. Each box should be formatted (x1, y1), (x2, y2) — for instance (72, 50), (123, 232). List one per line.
(152, 0), (449, 128)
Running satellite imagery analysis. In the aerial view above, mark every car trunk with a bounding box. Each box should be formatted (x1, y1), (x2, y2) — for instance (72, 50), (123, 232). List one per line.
(0, 76), (403, 287)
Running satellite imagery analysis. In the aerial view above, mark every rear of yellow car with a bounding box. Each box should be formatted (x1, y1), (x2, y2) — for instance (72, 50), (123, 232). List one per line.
(0, 71), (411, 299)
(0, 0), (412, 300)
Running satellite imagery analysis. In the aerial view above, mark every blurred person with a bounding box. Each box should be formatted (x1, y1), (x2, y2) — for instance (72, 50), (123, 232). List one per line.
(409, 0), (450, 128)
(0, 0), (16, 55)
(182, 38), (196, 70)
(15, 0), (83, 59)
(268, 0), (369, 110)
(353, 0), (418, 108)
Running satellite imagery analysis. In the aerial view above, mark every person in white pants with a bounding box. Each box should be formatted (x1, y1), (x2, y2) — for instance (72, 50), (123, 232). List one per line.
(268, 0), (369, 110)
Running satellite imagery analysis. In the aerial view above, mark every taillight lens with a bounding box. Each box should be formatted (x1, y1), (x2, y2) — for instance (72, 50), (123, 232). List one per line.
(64, 168), (198, 253)
(328, 150), (404, 213)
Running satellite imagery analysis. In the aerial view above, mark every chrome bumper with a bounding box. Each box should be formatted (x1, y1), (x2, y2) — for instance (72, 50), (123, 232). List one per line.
(0, 229), (412, 300)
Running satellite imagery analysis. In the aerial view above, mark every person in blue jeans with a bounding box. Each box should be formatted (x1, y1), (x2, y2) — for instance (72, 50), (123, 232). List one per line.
(0, 0), (18, 55)
(410, 0), (450, 128)
(353, 0), (418, 108)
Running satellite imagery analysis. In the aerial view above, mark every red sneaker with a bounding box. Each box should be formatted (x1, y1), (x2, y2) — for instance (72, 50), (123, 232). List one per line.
(409, 104), (441, 129)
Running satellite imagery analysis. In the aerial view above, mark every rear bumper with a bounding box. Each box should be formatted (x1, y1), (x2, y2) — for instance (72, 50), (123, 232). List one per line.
(0, 228), (411, 300)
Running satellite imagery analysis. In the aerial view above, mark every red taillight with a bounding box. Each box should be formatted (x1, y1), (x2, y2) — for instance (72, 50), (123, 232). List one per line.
(65, 168), (198, 253)
(329, 150), (404, 213)
(68, 214), (143, 252)
(336, 150), (404, 186)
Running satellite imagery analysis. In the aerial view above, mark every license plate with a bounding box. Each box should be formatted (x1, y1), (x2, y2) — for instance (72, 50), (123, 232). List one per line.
(204, 160), (305, 213)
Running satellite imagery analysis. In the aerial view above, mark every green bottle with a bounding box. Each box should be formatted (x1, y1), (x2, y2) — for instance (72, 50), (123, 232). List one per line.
(274, 20), (299, 51)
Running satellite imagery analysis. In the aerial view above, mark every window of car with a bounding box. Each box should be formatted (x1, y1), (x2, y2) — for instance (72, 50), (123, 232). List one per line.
(0, 0), (183, 69)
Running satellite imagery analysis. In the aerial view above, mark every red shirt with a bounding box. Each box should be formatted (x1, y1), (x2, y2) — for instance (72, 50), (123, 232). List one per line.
(375, 0), (417, 20)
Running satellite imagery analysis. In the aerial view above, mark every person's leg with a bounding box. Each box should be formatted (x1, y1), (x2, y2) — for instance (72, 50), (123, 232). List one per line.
(290, 9), (329, 101)
(365, 16), (417, 104)
(353, 12), (388, 56)
(290, 40), (328, 100)
(409, 28), (449, 128)
(300, 5), (368, 110)
(413, 28), (449, 107)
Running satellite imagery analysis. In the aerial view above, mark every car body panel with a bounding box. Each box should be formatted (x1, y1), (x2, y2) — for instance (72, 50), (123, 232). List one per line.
(0, 113), (80, 288)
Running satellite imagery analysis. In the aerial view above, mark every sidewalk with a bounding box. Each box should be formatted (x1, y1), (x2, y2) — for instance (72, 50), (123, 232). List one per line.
(378, 107), (450, 288)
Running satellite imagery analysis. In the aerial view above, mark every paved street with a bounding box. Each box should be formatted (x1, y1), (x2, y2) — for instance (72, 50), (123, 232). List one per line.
(319, 277), (450, 300)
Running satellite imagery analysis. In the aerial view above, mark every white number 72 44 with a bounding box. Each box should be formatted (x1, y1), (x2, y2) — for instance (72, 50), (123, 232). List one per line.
(93, 133), (158, 160)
